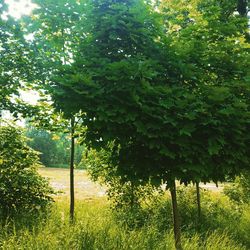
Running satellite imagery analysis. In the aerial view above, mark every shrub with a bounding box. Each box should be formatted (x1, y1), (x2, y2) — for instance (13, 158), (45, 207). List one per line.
(224, 171), (250, 205)
(0, 123), (55, 217)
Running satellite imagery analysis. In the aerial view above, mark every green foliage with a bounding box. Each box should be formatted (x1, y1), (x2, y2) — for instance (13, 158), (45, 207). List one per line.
(224, 170), (250, 204)
(25, 126), (84, 168)
(0, 122), (54, 217)
(0, 1), (38, 117)
(26, 127), (59, 166)
(48, 0), (250, 190)
(84, 145), (159, 211)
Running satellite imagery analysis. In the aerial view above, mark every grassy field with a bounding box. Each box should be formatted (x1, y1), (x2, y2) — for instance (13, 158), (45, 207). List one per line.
(0, 197), (248, 250)
(38, 167), (106, 200)
(38, 167), (222, 200)
(0, 168), (248, 250)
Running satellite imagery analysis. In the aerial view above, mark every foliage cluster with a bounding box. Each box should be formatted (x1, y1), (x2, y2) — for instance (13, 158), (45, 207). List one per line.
(0, 122), (54, 217)
(47, 0), (250, 191)
(0, 1), (38, 117)
(224, 170), (250, 205)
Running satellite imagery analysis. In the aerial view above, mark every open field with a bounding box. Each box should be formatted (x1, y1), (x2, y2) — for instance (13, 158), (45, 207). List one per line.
(38, 167), (223, 200)
(38, 167), (106, 200)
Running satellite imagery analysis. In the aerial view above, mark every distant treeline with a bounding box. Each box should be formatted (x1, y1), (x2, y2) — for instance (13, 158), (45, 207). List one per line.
(25, 127), (84, 168)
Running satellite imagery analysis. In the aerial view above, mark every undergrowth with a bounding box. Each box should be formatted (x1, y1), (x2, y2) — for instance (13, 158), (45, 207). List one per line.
(0, 188), (249, 250)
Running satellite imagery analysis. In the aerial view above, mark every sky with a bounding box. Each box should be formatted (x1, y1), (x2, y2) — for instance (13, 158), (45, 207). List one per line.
(2, 0), (39, 123)
(5, 0), (37, 19)
(4, 0), (39, 106)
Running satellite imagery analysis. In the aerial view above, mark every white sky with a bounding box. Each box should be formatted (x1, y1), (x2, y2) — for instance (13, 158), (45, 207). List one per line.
(2, 1), (40, 124)
(4, 1), (40, 105)
(5, 0), (37, 19)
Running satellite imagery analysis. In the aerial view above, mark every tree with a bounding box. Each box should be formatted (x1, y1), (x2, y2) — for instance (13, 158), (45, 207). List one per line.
(25, 124), (84, 168)
(28, 0), (250, 248)
(161, 0), (250, 221)
(22, 1), (86, 220)
(26, 127), (58, 166)
(27, 103), (84, 221)
(0, 121), (54, 217)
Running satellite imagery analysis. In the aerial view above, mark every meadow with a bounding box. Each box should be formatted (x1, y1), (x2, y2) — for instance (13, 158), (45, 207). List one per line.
(0, 168), (249, 250)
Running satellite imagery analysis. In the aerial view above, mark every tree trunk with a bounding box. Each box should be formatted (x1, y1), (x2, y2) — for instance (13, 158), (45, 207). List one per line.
(170, 181), (183, 250)
(196, 181), (201, 221)
(237, 0), (249, 41)
(237, 0), (248, 16)
(70, 117), (75, 221)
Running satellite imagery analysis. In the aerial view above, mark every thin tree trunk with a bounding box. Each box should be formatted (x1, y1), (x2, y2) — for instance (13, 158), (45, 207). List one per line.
(237, 0), (249, 41)
(70, 117), (75, 221)
(196, 181), (201, 220)
(237, 0), (248, 16)
(130, 182), (134, 209)
(170, 181), (183, 250)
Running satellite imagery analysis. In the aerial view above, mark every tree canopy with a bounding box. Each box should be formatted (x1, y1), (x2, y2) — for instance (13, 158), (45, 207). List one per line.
(47, 0), (250, 187)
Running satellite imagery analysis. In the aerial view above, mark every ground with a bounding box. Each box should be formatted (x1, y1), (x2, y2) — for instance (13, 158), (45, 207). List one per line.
(38, 167), (223, 200)
(38, 167), (106, 200)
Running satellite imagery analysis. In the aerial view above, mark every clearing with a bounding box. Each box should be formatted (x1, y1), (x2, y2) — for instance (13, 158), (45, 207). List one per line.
(38, 167), (106, 200)
(38, 167), (223, 200)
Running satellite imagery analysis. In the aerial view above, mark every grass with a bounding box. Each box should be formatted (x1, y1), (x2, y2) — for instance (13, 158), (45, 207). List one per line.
(38, 167), (106, 200)
(0, 168), (249, 250)
(0, 198), (247, 250)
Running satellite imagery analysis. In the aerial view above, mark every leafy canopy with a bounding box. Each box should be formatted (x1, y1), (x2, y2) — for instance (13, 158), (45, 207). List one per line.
(27, 0), (250, 187)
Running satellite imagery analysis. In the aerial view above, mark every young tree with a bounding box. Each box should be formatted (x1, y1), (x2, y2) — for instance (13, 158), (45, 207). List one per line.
(28, 0), (250, 248)
(28, 103), (84, 221)
(22, 0), (84, 221)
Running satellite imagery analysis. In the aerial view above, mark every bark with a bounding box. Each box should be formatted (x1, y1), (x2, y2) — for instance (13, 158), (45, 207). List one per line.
(70, 117), (75, 221)
(196, 181), (201, 221)
(170, 181), (183, 250)
(237, 0), (250, 41)
(237, 0), (248, 17)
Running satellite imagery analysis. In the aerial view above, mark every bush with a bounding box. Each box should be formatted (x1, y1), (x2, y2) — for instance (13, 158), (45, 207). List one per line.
(0, 123), (55, 217)
(224, 171), (250, 205)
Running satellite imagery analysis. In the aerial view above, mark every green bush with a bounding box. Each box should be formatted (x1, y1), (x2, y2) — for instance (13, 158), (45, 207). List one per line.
(224, 171), (250, 205)
(0, 123), (55, 217)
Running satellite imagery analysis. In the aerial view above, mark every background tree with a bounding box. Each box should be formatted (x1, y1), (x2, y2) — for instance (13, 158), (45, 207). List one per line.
(25, 125), (83, 168)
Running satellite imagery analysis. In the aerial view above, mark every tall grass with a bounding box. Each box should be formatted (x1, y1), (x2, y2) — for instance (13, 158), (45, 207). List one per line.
(0, 195), (248, 250)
